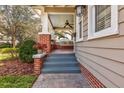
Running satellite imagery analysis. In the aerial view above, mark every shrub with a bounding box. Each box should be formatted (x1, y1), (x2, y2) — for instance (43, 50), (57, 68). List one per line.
(0, 48), (19, 54)
(19, 40), (37, 63)
(0, 43), (12, 48)
(0, 48), (19, 58)
(15, 43), (21, 48)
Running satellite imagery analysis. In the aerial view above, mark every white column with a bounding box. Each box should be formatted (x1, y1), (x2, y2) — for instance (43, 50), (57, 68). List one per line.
(39, 13), (50, 34)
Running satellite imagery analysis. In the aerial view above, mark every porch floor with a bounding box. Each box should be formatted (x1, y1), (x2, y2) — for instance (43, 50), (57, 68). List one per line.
(32, 49), (91, 88)
(51, 49), (74, 54)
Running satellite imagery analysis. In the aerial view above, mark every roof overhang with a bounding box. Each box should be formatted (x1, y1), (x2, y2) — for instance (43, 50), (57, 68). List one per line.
(31, 5), (75, 14)
(44, 7), (75, 13)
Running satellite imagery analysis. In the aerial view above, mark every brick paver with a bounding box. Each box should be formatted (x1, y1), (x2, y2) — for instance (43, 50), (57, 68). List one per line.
(32, 73), (91, 88)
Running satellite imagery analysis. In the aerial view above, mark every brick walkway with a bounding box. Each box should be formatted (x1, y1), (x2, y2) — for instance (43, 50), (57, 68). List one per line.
(32, 73), (91, 88)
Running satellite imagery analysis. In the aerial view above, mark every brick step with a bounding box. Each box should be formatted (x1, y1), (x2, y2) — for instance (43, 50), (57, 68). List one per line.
(42, 67), (81, 73)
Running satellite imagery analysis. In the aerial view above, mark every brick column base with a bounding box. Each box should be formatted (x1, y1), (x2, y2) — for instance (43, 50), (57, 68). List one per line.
(39, 34), (51, 54)
(80, 64), (106, 88)
(34, 58), (43, 75)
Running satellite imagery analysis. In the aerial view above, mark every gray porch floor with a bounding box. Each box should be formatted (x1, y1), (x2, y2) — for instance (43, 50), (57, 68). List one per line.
(51, 49), (74, 54)
(32, 49), (91, 88)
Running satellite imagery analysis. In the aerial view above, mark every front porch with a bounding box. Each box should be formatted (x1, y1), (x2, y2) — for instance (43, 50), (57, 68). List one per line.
(32, 5), (106, 88)
(0, 5), (123, 88)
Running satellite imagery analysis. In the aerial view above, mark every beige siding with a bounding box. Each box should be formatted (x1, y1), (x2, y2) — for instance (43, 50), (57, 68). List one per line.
(75, 5), (124, 87)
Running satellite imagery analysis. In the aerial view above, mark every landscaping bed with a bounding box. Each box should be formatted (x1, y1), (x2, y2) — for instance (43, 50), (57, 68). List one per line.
(0, 40), (38, 88)
(0, 60), (34, 76)
(0, 60), (37, 88)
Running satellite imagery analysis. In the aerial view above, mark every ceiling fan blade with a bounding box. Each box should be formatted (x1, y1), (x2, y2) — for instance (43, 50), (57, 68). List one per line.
(64, 24), (67, 28)
(68, 24), (73, 28)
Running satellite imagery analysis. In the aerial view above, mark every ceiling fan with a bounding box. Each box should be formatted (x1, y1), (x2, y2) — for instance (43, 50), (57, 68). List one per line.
(63, 20), (73, 28)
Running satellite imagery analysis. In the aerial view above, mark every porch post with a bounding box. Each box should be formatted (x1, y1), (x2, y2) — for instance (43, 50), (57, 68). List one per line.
(38, 13), (51, 53)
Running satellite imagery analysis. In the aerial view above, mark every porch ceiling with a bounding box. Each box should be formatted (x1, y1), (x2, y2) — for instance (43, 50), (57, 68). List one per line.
(31, 5), (75, 31)
(48, 14), (74, 30)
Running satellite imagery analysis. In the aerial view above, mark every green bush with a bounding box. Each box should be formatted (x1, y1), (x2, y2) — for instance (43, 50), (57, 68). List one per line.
(19, 40), (37, 63)
(0, 43), (12, 48)
(16, 42), (23, 48)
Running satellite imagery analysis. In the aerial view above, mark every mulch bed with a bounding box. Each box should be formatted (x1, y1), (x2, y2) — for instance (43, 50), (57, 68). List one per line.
(0, 60), (34, 76)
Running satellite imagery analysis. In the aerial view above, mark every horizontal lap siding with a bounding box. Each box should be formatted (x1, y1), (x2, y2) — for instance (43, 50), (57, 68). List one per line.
(75, 5), (124, 87)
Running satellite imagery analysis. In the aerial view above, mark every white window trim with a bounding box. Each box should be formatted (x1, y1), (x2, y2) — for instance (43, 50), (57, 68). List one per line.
(88, 5), (118, 40)
(76, 16), (83, 42)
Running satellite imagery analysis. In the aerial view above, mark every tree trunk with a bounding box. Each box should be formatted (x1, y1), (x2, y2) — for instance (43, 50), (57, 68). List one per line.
(12, 36), (16, 48)
(11, 25), (16, 48)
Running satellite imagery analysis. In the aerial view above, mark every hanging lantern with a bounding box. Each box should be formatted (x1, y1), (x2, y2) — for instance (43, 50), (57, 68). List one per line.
(76, 5), (83, 17)
(76, 5), (86, 17)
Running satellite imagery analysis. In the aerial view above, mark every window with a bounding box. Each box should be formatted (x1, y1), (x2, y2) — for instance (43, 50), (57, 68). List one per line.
(76, 15), (83, 42)
(95, 5), (111, 32)
(76, 6), (83, 42)
(79, 18), (83, 39)
(88, 5), (118, 39)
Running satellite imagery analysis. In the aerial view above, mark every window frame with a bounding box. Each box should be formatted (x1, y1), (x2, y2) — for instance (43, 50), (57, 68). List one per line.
(88, 5), (118, 40)
(76, 15), (83, 42)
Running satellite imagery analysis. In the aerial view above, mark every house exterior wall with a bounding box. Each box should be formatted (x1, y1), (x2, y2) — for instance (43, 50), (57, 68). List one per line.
(75, 5), (124, 87)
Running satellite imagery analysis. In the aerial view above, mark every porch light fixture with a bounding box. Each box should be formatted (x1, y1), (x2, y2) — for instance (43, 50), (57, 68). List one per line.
(76, 5), (83, 17)
(76, 5), (86, 17)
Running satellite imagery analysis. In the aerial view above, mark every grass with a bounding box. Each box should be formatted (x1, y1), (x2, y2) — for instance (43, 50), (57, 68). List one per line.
(0, 75), (37, 88)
